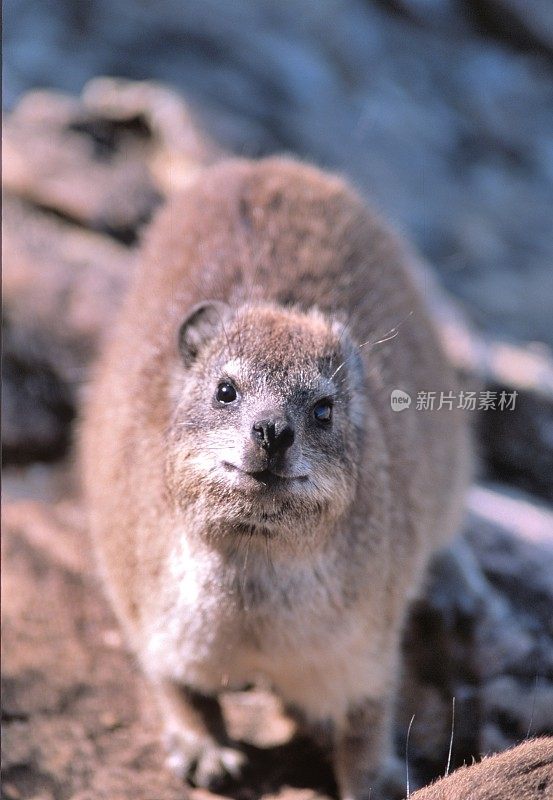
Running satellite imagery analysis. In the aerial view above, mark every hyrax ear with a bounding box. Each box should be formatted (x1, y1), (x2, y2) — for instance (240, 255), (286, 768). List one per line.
(178, 301), (231, 367)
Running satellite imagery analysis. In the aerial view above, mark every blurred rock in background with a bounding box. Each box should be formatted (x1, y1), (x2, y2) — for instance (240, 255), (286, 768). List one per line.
(4, 0), (553, 347)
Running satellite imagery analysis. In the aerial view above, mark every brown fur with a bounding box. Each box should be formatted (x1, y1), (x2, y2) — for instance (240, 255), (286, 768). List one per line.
(411, 738), (553, 799)
(80, 157), (471, 799)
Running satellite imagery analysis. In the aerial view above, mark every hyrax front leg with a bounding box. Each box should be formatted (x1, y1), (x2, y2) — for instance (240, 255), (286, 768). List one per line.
(334, 696), (405, 800)
(155, 680), (245, 790)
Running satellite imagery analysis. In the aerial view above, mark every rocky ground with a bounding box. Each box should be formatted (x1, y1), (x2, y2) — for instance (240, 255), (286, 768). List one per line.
(3, 4), (553, 793)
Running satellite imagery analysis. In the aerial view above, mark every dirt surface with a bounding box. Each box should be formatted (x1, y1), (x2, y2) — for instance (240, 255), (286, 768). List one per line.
(2, 80), (553, 799)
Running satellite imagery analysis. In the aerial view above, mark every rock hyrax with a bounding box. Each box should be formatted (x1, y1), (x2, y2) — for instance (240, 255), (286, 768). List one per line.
(81, 157), (471, 799)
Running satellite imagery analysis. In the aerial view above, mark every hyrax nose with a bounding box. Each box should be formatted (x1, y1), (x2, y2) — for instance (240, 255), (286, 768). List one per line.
(252, 416), (295, 456)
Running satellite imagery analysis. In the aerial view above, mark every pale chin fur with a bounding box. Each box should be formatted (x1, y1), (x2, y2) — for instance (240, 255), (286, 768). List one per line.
(190, 443), (309, 491)
(177, 454), (345, 541)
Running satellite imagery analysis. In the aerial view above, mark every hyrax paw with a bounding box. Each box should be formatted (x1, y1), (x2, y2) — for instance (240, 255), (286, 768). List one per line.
(164, 731), (246, 790)
(193, 746), (246, 789)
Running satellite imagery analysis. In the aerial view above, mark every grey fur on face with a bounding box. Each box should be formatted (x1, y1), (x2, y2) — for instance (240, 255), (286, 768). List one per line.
(168, 305), (363, 536)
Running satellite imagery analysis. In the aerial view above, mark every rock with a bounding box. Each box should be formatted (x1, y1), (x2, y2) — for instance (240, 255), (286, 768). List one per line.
(3, 106), (158, 244)
(1, 194), (133, 465)
(3, 1), (553, 348)
(2, 195), (134, 382)
(468, 0), (553, 55)
(430, 286), (553, 502)
(81, 77), (219, 193)
(2, 80), (214, 466)
(2, 77), (216, 241)
(398, 484), (553, 784)
(2, 318), (75, 465)
(479, 383), (553, 501)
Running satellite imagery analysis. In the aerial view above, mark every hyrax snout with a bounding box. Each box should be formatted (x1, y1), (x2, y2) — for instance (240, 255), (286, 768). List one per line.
(81, 156), (470, 799)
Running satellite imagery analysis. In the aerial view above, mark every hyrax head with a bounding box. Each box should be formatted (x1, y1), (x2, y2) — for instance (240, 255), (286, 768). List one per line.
(167, 302), (367, 536)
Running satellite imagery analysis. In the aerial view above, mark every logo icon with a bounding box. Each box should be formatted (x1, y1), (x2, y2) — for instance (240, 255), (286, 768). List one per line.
(390, 389), (412, 412)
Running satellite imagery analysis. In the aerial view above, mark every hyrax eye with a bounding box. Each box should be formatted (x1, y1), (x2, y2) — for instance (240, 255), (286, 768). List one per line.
(216, 381), (238, 404)
(313, 399), (333, 423)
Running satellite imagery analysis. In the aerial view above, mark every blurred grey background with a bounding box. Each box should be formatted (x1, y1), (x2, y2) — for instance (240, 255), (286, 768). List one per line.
(4, 0), (553, 347)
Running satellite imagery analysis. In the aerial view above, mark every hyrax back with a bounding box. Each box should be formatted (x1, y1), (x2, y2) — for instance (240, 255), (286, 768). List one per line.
(81, 157), (470, 799)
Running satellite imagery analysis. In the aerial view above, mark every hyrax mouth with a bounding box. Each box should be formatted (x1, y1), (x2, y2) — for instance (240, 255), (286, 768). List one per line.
(223, 463), (309, 488)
